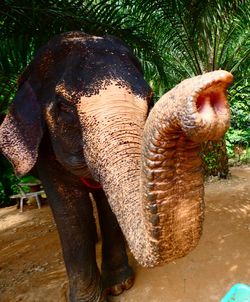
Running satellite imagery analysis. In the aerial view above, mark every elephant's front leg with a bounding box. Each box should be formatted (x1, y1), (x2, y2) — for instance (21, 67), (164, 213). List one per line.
(37, 159), (103, 302)
(92, 190), (134, 296)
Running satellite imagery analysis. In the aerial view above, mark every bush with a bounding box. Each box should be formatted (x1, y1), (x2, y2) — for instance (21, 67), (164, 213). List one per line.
(226, 80), (250, 164)
(0, 155), (19, 207)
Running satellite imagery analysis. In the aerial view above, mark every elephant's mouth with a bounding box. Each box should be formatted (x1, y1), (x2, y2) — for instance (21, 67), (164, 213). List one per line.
(66, 164), (93, 179)
(57, 154), (93, 178)
(79, 177), (102, 189)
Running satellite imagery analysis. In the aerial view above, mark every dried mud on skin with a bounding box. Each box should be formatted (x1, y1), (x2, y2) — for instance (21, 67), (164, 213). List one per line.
(0, 166), (250, 302)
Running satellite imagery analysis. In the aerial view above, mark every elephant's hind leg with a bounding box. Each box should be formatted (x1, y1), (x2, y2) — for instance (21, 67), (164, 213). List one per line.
(92, 190), (134, 297)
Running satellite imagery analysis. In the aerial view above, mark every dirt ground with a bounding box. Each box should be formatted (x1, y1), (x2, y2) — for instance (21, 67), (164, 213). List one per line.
(0, 166), (249, 302)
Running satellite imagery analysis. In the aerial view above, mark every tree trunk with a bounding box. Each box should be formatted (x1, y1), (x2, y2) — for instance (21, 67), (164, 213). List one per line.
(201, 138), (229, 178)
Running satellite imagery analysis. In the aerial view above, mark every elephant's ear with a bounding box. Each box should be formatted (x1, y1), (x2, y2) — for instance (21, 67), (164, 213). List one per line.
(0, 82), (43, 177)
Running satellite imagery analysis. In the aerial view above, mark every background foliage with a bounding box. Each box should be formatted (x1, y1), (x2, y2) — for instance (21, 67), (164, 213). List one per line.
(0, 0), (249, 206)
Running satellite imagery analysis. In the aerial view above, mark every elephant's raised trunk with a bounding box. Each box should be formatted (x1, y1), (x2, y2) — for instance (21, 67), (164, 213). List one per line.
(141, 71), (232, 265)
(79, 71), (232, 267)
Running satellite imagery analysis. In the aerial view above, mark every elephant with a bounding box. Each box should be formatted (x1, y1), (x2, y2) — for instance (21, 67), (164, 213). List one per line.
(0, 31), (233, 302)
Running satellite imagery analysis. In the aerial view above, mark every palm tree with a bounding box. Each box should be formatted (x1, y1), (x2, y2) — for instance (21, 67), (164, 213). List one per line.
(126, 0), (250, 176)
(0, 0), (249, 182)
(0, 0), (165, 107)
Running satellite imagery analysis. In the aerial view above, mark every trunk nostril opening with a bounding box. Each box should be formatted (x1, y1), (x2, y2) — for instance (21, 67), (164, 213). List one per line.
(196, 90), (226, 116)
(196, 94), (214, 117)
(196, 94), (209, 113)
(211, 91), (227, 113)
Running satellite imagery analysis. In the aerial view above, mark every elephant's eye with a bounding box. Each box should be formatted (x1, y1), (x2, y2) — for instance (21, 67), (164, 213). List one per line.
(56, 96), (74, 114)
(59, 101), (74, 113)
(55, 95), (77, 126)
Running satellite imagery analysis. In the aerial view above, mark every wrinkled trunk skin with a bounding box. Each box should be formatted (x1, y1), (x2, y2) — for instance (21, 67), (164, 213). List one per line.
(79, 71), (233, 267)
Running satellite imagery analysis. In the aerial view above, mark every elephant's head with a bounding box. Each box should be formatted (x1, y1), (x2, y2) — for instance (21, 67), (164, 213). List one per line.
(0, 31), (233, 267)
(0, 32), (151, 177)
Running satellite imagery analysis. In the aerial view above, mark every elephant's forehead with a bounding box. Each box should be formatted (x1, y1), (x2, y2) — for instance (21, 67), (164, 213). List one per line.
(55, 75), (151, 106)
(78, 80), (148, 116)
(31, 32), (151, 102)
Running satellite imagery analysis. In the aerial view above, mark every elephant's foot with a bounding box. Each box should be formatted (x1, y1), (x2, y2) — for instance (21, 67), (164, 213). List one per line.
(68, 274), (103, 302)
(102, 265), (135, 296)
(107, 275), (134, 296)
(69, 290), (104, 302)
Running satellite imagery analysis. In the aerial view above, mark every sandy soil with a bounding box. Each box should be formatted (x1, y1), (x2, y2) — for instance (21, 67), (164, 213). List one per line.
(0, 166), (249, 302)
